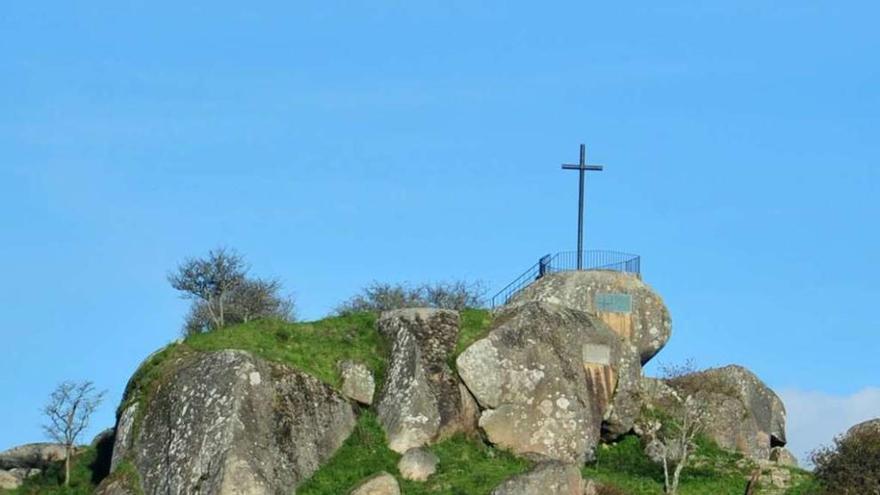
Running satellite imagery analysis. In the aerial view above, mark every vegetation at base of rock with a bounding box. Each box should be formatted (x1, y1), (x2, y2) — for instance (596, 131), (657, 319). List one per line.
(3, 446), (105, 495)
(297, 411), (530, 495)
(583, 435), (814, 495)
(335, 280), (487, 315)
(810, 425), (880, 495)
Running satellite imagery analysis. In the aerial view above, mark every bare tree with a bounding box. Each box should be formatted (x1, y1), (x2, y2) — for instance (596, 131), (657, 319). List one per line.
(182, 277), (295, 336)
(650, 394), (709, 495)
(42, 381), (105, 486)
(228, 278), (295, 323)
(168, 247), (247, 330)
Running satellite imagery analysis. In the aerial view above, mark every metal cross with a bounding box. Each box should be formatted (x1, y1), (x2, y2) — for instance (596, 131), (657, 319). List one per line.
(561, 144), (604, 270)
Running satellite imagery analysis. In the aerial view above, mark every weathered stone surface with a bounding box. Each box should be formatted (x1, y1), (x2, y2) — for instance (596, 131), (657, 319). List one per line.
(490, 462), (584, 495)
(376, 308), (476, 453)
(340, 360), (376, 405)
(0, 443), (66, 470)
(349, 472), (400, 495)
(397, 447), (439, 482)
(663, 365), (787, 460)
(110, 403), (137, 472)
(510, 270), (671, 364)
(457, 301), (640, 463)
(847, 418), (880, 438)
(111, 349), (356, 495)
(769, 447), (799, 467)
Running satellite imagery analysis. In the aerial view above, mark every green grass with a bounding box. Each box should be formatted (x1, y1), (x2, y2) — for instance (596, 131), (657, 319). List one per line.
(583, 435), (816, 495)
(3, 446), (107, 495)
(297, 411), (530, 495)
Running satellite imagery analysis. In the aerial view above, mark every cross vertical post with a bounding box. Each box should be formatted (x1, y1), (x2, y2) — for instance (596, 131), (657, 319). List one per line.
(562, 144), (604, 270)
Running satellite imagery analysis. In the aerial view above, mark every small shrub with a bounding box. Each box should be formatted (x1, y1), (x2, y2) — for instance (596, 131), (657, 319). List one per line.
(335, 280), (486, 315)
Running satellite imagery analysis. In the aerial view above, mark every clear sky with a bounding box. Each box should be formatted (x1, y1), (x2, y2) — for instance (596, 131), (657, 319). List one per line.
(1, 1), (878, 464)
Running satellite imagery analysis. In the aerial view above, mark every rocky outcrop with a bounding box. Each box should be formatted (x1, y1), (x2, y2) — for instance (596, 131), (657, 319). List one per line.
(397, 447), (439, 481)
(457, 301), (640, 463)
(663, 365), (787, 460)
(110, 350), (356, 495)
(0, 443), (66, 470)
(847, 418), (880, 438)
(375, 308), (476, 453)
(0, 443), (68, 489)
(490, 462), (584, 495)
(339, 360), (376, 405)
(349, 472), (400, 495)
(510, 270), (671, 364)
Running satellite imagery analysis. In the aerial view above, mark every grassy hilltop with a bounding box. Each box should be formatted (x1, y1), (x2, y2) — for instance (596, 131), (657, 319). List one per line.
(5, 310), (817, 495)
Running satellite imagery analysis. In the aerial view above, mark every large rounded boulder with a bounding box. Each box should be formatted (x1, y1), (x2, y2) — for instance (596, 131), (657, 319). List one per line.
(456, 301), (641, 463)
(509, 270), (671, 364)
(107, 350), (356, 495)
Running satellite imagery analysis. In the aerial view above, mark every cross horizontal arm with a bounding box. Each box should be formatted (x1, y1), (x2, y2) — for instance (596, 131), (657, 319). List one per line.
(561, 164), (604, 171)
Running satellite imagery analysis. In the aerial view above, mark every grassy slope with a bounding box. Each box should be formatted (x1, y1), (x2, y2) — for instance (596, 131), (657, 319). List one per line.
(297, 411), (530, 495)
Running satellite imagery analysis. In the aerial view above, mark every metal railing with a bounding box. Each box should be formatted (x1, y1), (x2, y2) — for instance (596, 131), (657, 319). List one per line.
(490, 250), (640, 308)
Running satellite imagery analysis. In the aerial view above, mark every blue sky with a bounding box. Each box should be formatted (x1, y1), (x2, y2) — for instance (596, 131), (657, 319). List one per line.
(1, 2), (877, 463)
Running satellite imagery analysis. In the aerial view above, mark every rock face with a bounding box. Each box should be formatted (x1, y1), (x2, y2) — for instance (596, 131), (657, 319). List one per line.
(397, 447), (439, 481)
(490, 462), (584, 495)
(510, 270), (671, 364)
(375, 308), (476, 453)
(339, 360), (376, 405)
(111, 350), (356, 495)
(457, 301), (640, 463)
(349, 472), (400, 495)
(665, 365), (787, 460)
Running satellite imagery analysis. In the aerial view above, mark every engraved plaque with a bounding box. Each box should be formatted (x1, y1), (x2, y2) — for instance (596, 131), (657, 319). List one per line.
(595, 293), (632, 313)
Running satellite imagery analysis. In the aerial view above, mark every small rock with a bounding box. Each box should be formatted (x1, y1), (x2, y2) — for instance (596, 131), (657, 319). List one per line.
(339, 360), (376, 405)
(0, 470), (20, 490)
(490, 462), (584, 495)
(349, 471), (400, 495)
(397, 448), (439, 482)
(769, 446), (799, 467)
(94, 477), (139, 495)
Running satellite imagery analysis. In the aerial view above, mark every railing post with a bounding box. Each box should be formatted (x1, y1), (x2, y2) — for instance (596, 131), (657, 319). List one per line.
(538, 254), (551, 278)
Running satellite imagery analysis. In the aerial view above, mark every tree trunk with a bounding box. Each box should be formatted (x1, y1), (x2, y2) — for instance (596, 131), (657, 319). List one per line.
(64, 445), (71, 486)
(744, 468), (761, 495)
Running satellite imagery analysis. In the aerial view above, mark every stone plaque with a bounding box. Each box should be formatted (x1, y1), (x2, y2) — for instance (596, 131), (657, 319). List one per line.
(582, 344), (612, 365)
(595, 293), (632, 313)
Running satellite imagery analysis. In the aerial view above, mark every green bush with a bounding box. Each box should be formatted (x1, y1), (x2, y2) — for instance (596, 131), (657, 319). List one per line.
(811, 425), (880, 495)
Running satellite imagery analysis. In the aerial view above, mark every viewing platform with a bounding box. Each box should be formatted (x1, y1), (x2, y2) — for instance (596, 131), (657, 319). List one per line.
(490, 250), (641, 308)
